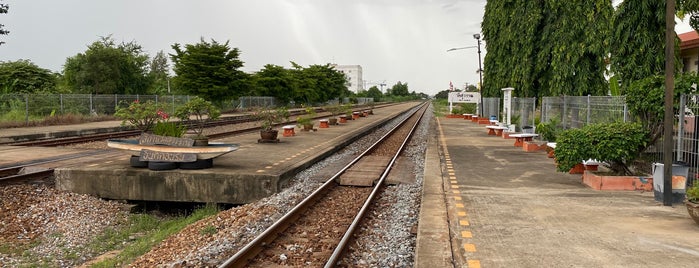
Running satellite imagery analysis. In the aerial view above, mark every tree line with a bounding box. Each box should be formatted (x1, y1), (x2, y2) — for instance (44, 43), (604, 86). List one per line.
(0, 35), (422, 106)
(480, 0), (699, 98)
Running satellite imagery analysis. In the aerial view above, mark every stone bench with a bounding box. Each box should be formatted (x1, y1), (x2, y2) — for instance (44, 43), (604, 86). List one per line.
(509, 133), (538, 147)
(485, 125), (509, 136)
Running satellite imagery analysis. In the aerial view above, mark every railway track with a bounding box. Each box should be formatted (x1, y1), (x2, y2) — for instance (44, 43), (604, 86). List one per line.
(0, 150), (122, 185)
(219, 102), (428, 267)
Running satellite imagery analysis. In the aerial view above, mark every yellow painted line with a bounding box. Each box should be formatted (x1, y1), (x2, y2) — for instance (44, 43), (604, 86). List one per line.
(104, 161), (113, 164)
(464, 244), (477, 252)
(273, 163), (280, 166)
(452, 190), (460, 194)
(265, 166), (273, 169)
(461, 230), (473, 238)
(451, 185), (459, 189)
(457, 211), (467, 217)
(256, 170), (265, 173)
(286, 157), (292, 160)
(468, 260), (481, 268)
(88, 163), (99, 167)
(454, 196), (462, 201)
(448, 172), (455, 176)
(450, 180), (457, 184)
(460, 220), (470, 226)
(449, 176), (457, 180)
(455, 203), (464, 208)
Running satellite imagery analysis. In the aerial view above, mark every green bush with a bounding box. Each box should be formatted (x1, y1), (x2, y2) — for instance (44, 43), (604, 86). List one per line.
(536, 118), (561, 142)
(152, 121), (186, 137)
(555, 122), (648, 175)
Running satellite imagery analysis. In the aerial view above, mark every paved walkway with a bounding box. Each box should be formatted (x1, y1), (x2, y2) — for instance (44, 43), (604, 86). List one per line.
(418, 116), (699, 267)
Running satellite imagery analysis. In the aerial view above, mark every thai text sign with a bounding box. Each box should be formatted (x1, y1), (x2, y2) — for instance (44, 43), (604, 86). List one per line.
(448, 92), (480, 103)
(139, 149), (197, 162)
(139, 133), (194, 147)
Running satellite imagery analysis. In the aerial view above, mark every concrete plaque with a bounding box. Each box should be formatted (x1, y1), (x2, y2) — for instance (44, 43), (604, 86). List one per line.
(139, 149), (197, 162)
(139, 133), (194, 147)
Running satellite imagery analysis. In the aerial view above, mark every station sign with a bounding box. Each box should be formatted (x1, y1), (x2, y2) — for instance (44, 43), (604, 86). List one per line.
(448, 92), (480, 103)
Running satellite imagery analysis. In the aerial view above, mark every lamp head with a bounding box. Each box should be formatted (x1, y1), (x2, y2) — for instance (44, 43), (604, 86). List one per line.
(473, 33), (480, 40)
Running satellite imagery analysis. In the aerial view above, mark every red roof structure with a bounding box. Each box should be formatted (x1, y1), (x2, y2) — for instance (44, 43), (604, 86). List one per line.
(680, 30), (699, 50)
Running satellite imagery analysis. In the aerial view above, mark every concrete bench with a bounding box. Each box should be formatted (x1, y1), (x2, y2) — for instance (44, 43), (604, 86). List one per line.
(509, 133), (538, 147)
(485, 125), (509, 136)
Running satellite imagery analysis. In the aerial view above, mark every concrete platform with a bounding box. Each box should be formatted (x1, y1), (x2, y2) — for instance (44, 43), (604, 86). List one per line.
(49, 103), (419, 204)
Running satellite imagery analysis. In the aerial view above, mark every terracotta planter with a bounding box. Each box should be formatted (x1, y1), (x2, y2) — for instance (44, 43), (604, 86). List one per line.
(339, 116), (348, 123)
(569, 163), (585, 174)
(584, 164), (598, 171)
(686, 201), (699, 225)
(260, 129), (278, 141)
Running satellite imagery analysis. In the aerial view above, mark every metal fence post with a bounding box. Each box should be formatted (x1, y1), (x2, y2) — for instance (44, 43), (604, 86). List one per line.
(114, 94), (118, 113)
(678, 94), (687, 162)
(90, 94), (94, 115)
(562, 96), (567, 128)
(586, 95), (591, 125)
(60, 94), (64, 114)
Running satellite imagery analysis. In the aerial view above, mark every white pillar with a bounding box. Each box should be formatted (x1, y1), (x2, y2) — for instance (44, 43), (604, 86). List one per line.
(502, 87), (515, 129)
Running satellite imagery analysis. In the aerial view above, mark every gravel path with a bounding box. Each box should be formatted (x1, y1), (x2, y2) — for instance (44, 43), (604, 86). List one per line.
(0, 104), (432, 267)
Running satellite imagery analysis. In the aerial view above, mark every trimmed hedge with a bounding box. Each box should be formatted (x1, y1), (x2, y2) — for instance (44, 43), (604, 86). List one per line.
(555, 122), (648, 175)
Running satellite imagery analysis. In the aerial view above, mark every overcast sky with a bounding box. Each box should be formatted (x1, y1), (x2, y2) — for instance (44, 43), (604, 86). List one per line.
(0, 0), (695, 96)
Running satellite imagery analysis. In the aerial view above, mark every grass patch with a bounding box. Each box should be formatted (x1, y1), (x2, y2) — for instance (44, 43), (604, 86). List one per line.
(432, 99), (449, 117)
(86, 205), (219, 267)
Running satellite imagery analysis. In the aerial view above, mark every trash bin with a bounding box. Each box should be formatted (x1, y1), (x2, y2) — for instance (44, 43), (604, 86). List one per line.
(522, 125), (534, 134)
(652, 162), (689, 203)
(489, 115), (497, 121)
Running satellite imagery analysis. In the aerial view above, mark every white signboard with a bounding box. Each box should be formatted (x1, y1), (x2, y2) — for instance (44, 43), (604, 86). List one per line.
(448, 92), (480, 103)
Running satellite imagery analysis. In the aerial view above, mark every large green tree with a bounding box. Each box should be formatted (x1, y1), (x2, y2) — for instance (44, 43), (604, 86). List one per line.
(388, 81), (409, 96)
(252, 64), (297, 103)
(170, 38), (248, 102)
(482, 0), (611, 98)
(62, 36), (151, 94)
(0, 1), (8, 46)
(611, 0), (679, 91)
(148, 50), (171, 94)
(0, 60), (57, 93)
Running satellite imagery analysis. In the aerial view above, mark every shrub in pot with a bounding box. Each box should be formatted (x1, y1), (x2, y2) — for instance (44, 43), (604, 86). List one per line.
(686, 183), (699, 224)
(555, 122), (648, 175)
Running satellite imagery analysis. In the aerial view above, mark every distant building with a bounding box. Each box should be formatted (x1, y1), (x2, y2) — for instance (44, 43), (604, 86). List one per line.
(680, 30), (699, 73)
(332, 64), (364, 93)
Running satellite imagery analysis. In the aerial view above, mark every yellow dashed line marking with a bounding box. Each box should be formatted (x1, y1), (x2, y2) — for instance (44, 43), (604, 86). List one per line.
(449, 176), (457, 180)
(452, 190), (460, 194)
(265, 166), (273, 169)
(273, 163), (280, 166)
(256, 170), (265, 173)
(460, 220), (470, 226)
(286, 158), (292, 160)
(104, 161), (113, 164)
(448, 172), (455, 176)
(454, 196), (462, 201)
(457, 211), (467, 217)
(450, 181), (457, 184)
(464, 244), (477, 252)
(461, 230), (473, 238)
(455, 203), (464, 208)
(451, 185), (459, 189)
(88, 164), (99, 167)
(468, 260), (481, 268)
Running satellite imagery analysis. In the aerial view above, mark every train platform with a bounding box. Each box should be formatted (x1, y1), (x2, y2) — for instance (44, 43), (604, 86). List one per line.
(1, 103), (418, 204)
(416, 116), (699, 267)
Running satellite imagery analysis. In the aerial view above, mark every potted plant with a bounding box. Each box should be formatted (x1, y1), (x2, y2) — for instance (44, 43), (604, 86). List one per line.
(297, 106), (316, 131)
(254, 106), (289, 141)
(174, 97), (221, 146)
(114, 99), (165, 132)
(686, 183), (699, 224)
(326, 104), (343, 125)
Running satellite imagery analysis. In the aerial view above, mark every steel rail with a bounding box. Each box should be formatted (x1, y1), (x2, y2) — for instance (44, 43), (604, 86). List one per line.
(219, 102), (428, 268)
(325, 102), (427, 267)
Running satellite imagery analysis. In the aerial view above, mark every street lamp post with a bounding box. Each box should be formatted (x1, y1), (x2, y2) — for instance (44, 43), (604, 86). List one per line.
(446, 34), (485, 117)
(474, 33), (484, 118)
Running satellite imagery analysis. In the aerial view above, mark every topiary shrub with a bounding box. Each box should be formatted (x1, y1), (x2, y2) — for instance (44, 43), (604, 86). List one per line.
(555, 122), (648, 175)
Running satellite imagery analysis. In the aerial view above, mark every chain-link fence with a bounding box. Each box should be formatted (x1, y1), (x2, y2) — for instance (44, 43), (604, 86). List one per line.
(513, 97), (537, 131)
(482, 97), (500, 121)
(541, 95), (628, 129)
(234, 96), (277, 109)
(0, 94), (192, 123)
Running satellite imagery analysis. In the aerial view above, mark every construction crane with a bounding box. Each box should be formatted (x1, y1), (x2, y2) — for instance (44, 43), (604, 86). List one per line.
(364, 80), (387, 93)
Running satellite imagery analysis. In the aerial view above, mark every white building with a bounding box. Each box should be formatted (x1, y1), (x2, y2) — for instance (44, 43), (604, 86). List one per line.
(332, 64), (364, 93)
